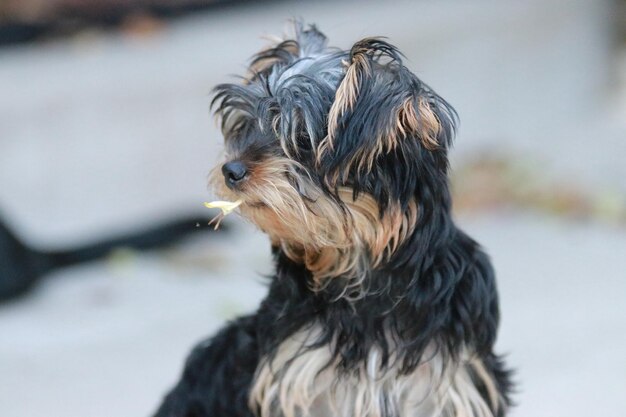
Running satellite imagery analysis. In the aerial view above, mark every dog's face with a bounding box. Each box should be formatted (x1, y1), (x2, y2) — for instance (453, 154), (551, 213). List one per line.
(210, 24), (457, 287)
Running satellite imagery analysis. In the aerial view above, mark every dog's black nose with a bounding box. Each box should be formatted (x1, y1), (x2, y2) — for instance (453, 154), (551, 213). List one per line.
(222, 161), (248, 189)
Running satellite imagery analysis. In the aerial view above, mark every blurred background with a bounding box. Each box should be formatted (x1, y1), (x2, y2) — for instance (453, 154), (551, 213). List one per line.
(1, 0), (625, 416)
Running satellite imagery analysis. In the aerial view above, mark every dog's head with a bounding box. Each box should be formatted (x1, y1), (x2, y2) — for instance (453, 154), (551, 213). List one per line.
(210, 22), (457, 289)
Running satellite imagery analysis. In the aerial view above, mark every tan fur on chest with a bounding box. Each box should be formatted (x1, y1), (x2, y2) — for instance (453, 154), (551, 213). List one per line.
(249, 326), (503, 417)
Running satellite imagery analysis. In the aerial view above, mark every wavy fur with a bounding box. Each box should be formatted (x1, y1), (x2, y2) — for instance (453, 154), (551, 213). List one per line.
(154, 21), (513, 417)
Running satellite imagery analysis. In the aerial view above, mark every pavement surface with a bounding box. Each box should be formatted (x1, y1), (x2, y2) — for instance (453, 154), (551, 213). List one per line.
(1, 1), (625, 416)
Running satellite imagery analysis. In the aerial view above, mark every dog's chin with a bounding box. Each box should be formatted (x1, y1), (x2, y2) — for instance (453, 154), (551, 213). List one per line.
(244, 201), (268, 209)
(212, 187), (424, 291)
(211, 180), (381, 281)
(211, 192), (287, 236)
(239, 203), (300, 242)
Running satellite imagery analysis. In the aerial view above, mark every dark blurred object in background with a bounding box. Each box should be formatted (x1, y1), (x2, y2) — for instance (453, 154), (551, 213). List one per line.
(0, 0), (256, 45)
(0, 213), (227, 302)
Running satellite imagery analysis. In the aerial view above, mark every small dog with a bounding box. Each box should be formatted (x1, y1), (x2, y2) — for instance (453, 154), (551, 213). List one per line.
(154, 22), (512, 417)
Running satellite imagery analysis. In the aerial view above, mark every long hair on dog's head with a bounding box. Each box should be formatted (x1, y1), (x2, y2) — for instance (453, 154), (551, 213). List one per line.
(210, 22), (457, 293)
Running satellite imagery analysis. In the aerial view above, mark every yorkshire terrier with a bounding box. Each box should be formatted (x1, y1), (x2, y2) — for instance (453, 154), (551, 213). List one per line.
(154, 22), (512, 417)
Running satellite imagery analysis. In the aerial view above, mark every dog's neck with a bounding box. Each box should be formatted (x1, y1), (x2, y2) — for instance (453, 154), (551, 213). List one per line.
(273, 191), (455, 296)
(265, 211), (470, 370)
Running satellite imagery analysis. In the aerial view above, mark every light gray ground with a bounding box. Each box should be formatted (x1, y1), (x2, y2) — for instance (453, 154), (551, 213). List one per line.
(1, 1), (625, 416)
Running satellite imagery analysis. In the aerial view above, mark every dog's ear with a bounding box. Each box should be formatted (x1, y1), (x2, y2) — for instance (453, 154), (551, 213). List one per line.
(317, 38), (457, 185)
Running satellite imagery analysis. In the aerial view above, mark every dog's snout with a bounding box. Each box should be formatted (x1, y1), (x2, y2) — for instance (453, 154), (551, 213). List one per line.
(222, 161), (248, 189)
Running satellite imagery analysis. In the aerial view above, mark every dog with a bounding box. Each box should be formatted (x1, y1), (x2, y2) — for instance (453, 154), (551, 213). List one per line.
(153, 22), (512, 417)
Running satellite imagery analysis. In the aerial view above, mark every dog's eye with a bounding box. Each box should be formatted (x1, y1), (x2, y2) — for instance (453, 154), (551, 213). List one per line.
(277, 131), (317, 162)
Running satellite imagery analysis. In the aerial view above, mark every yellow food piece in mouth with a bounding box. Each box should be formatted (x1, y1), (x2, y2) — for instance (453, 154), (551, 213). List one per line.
(203, 200), (243, 216)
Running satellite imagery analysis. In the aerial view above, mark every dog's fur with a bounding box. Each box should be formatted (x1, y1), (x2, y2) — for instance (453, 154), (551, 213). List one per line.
(154, 22), (512, 417)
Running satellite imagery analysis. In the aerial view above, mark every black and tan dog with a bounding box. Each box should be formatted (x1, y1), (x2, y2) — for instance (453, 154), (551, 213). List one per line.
(154, 22), (512, 417)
